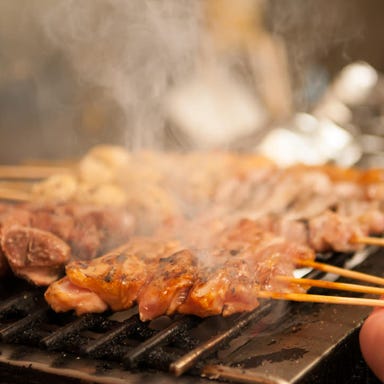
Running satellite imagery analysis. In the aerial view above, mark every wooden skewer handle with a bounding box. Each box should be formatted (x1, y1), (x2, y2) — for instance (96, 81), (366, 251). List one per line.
(297, 259), (384, 286)
(278, 276), (384, 295)
(353, 235), (384, 247)
(0, 188), (31, 202)
(258, 291), (384, 307)
(0, 165), (71, 180)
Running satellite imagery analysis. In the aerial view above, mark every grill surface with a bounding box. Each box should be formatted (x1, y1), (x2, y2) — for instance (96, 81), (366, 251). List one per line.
(0, 250), (383, 384)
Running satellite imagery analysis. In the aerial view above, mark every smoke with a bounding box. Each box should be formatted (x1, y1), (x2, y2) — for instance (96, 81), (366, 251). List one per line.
(37, 0), (202, 150)
(0, 0), (372, 161)
(267, 0), (364, 109)
(36, 0), (367, 150)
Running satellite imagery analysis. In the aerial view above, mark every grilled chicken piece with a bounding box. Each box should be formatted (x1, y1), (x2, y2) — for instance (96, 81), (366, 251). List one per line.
(0, 204), (73, 284)
(45, 277), (108, 315)
(45, 222), (314, 320)
(25, 203), (135, 260)
(2, 226), (71, 285)
(255, 215), (309, 246)
(216, 218), (315, 262)
(0, 203), (134, 285)
(219, 219), (313, 292)
(178, 251), (260, 317)
(216, 218), (314, 292)
(242, 241), (310, 292)
(1, 202), (135, 261)
(138, 249), (198, 321)
(308, 210), (366, 253)
(64, 238), (182, 312)
(227, 206), (381, 254)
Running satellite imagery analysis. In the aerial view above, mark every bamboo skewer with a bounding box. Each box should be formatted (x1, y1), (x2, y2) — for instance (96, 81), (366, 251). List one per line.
(0, 188), (31, 202)
(297, 259), (384, 286)
(0, 164), (72, 201)
(0, 165), (71, 180)
(277, 276), (384, 295)
(353, 235), (384, 247)
(258, 291), (384, 307)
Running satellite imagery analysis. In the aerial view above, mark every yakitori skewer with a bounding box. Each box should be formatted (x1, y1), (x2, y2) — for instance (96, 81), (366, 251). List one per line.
(277, 276), (384, 295)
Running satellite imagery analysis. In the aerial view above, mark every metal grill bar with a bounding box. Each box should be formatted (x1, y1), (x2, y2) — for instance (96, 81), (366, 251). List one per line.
(124, 316), (197, 368)
(0, 291), (39, 317)
(41, 313), (104, 350)
(170, 302), (274, 376)
(0, 307), (47, 342)
(82, 314), (142, 356)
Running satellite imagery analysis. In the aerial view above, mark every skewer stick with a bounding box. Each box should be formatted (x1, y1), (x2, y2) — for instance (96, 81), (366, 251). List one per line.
(0, 188), (31, 202)
(0, 165), (71, 180)
(0, 181), (33, 189)
(296, 259), (384, 286)
(258, 291), (384, 307)
(277, 276), (384, 295)
(352, 235), (384, 247)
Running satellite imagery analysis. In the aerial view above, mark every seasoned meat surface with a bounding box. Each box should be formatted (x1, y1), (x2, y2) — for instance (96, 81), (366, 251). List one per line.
(65, 237), (182, 312)
(0, 203), (135, 285)
(6, 148), (384, 318)
(45, 223), (316, 320)
(45, 277), (108, 315)
(308, 210), (366, 252)
(178, 251), (260, 317)
(138, 249), (198, 321)
(2, 226), (71, 285)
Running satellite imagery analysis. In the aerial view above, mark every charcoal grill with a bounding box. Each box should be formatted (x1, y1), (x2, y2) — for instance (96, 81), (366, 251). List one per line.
(0, 249), (382, 384)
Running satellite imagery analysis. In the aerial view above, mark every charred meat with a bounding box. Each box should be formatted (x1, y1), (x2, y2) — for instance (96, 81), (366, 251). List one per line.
(0, 202), (134, 285)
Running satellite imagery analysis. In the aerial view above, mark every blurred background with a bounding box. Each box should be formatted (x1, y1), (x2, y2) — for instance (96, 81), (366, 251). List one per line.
(1, 0), (384, 164)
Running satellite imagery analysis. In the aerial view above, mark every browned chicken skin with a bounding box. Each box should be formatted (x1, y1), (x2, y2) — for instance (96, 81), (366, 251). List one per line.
(178, 251), (260, 318)
(45, 221), (316, 320)
(138, 249), (198, 321)
(0, 203), (135, 285)
(62, 237), (182, 313)
(2, 226), (71, 285)
(45, 276), (108, 315)
(7, 148), (384, 319)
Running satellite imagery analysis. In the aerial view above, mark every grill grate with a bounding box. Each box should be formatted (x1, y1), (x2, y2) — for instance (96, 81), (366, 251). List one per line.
(0, 249), (383, 383)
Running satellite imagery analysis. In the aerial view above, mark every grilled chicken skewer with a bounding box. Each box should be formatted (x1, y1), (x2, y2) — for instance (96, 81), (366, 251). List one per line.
(250, 208), (384, 253)
(46, 237), (184, 316)
(65, 238), (182, 312)
(3, 146), (384, 235)
(5, 146), (384, 232)
(45, 222), (316, 320)
(3, 147), (384, 303)
(46, 220), (384, 321)
(45, 227), (384, 321)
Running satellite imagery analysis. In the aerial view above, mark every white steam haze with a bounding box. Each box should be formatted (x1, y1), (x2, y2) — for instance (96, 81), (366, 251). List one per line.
(38, 0), (273, 150)
(36, 0), (364, 151)
(0, 0), (375, 161)
(38, 0), (202, 150)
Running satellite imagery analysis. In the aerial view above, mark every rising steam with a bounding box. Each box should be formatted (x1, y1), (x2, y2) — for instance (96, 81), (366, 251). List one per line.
(38, 0), (202, 150)
(0, 0), (367, 159)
